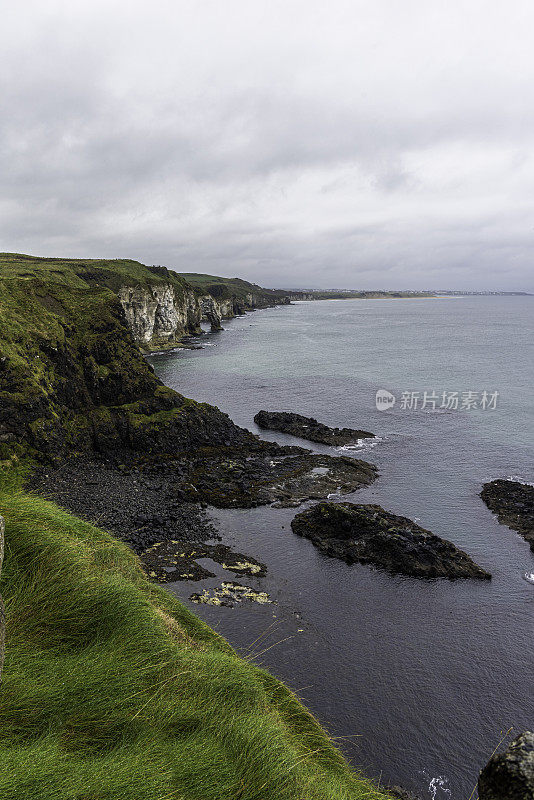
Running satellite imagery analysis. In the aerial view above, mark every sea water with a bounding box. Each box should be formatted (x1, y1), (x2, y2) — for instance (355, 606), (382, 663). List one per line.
(150, 295), (534, 799)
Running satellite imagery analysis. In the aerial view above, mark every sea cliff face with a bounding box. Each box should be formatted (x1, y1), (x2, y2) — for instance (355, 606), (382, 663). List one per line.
(118, 283), (290, 347)
(119, 284), (201, 347)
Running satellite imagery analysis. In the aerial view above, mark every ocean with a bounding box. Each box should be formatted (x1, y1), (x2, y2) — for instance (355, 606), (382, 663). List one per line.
(149, 295), (534, 799)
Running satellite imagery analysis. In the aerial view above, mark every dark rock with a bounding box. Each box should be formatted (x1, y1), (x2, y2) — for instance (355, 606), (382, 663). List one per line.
(481, 479), (534, 551)
(254, 410), (374, 446)
(30, 457), (218, 553)
(182, 452), (378, 508)
(387, 787), (423, 800)
(190, 582), (272, 607)
(290, 502), (491, 579)
(478, 731), (534, 799)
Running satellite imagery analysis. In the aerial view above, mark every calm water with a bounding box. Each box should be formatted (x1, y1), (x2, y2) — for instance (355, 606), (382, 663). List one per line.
(150, 296), (534, 799)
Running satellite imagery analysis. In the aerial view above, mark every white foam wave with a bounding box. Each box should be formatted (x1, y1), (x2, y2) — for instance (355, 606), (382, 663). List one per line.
(428, 774), (451, 799)
(506, 475), (534, 487)
(327, 486), (343, 499)
(336, 436), (384, 453)
(420, 770), (451, 799)
(523, 572), (534, 584)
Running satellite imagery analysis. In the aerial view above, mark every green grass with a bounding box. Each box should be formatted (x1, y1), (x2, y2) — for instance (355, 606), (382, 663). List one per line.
(179, 273), (288, 303)
(0, 252), (190, 293)
(0, 472), (390, 800)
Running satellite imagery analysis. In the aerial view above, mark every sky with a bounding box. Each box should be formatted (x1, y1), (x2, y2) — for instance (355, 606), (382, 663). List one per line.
(1, 1), (533, 290)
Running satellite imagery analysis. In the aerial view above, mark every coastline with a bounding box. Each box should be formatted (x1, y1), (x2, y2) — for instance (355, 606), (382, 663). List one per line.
(1, 256), (531, 799)
(0, 254), (398, 799)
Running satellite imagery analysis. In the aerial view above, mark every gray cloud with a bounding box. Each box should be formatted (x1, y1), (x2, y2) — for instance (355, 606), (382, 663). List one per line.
(1, 0), (533, 289)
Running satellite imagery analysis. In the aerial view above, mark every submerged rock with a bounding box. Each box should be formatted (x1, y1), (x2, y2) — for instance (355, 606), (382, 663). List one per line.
(481, 479), (534, 551)
(478, 731), (534, 799)
(290, 502), (491, 579)
(190, 582), (272, 607)
(140, 540), (266, 583)
(254, 410), (374, 446)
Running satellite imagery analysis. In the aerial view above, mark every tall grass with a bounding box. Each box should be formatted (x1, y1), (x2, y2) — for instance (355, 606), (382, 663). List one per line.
(0, 484), (390, 800)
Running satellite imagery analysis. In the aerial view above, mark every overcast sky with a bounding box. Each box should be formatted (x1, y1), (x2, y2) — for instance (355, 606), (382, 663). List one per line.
(1, 1), (533, 290)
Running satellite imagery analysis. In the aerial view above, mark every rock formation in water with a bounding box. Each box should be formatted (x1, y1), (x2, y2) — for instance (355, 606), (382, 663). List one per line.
(254, 410), (374, 445)
(177, 452), (378, 508)
(290, 502), (491, 579)
(199, 295), (223, 330)
(478, 731), (534, 799)
(481, 479), (534, 551)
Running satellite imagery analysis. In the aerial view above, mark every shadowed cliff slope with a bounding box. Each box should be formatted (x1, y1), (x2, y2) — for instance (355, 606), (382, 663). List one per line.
(0, 254), (264, 462)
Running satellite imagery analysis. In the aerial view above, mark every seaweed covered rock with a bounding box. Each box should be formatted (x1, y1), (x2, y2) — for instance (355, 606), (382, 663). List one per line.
(290, 502), (491, 579)
(478, 731), (534, 799)
(481, 479), (534, 551)
(254, 410), (374, 446)
(181, 453), (378, 508)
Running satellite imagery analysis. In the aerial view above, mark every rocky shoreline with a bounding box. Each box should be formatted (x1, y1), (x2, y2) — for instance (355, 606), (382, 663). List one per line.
(31, 449), (377, 548)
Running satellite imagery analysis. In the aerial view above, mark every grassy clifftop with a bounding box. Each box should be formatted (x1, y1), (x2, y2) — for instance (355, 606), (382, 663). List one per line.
(0, 471), (389, 800)
(0, 252), (191, 293)
(179, 272), (290, 306)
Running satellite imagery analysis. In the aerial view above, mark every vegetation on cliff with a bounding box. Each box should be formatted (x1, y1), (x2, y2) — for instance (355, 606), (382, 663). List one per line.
(179, 271), (290, 307)
(0, 253), (260, 462)
(0, 467), (390, 800)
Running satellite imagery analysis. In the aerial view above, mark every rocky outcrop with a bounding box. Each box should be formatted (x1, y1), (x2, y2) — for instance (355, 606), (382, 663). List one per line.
(290, 502), (491, 579)
(119, 284), (200, 349)
(0, 515), (5, 684)
(387, 787), (422, 800)
(254, 410), (374, 446)
(481, 479), (534, 551)
(140, 540), (266, 583)
(198, 293), (267, 329)
(478, 731), (534, 799)
(180, 453), (378, 508)
(199, 295), (223, 330)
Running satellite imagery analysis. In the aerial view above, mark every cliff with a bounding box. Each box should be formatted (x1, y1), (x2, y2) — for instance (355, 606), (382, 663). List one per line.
(0, 253), (265, 462)
(179, 272), (291, 317)
(119, 283), (201, 346)
(0, 254), (291, 362)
